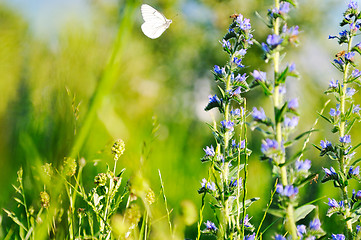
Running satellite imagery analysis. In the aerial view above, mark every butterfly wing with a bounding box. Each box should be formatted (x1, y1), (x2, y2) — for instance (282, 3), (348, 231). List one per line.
(140, 4), (171, 39)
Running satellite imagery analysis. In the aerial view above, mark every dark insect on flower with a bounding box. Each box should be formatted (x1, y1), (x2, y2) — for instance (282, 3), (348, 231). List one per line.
(310, 174), (319, 184)
(229, 13), (239, 19)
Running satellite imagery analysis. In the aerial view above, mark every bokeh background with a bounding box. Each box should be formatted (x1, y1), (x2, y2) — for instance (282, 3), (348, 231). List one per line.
(1, 0), (360, 238)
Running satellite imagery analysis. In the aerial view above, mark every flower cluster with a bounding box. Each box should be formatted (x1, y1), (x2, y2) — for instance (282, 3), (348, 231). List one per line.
(198, 13), (257, 239)
(317, 1), (361, 238)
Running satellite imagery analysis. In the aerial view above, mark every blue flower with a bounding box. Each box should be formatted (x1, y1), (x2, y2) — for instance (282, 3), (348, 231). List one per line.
(297, 224), (306, 236)
(346, 87), (356, 96)
(286, 26), (299, 37)
(240, 140), (246, 149)
(229, 178), (240, 187)
(309, 218), (321, 230)
(252, 70), (267, 82)
(279, 2), (290, 14)
(222, 39), (231, 49)
(221, 120), (234, 131)
(231, 108), (241, 116)
(357, 225), (361, 233)
(235, 49), (247, 56)
(329, 35), (337, 39)
(284, 116), (299, 128)
(203, 145), (215, 157)
(349, 165), (360, 176)
(214, 65), (225, 75)
(236, 14), (251, 30)
(252, 107), (267, 121)
(235, 73), (247, 82)
(339, 135), (351, 144)
(334, 58), (344, 65)
(288, 98), (299, 110)
(262, 42), (270, 53)
(289, 63), (296, 72)
(320, 139), (332, 149)
(330, 107), (341, 117)
(276, 184), (299, 197)
(231, 87), (242, 96)
(279, 86), (286, 94)
(348, 0), (358, 9)
(208, 94), (220, 104)
(242, 214), (252, 228)
(201, 179), (216, 191)
(328, 198), (339, 208)
(345, 52), (355, 61)
(353, 104), (360, 113)
(267, 34), (283, 47)
(275, 234), (286, 240)
(261, 139), (278, 153)
(339, 30), (348, 37)
(204, 220), (217, 231)
(331, 234), (345, 240)
(295, 159), (311, 171)
(329, 79), (339, 88)
(352, 69), (361, 78)
(233, 57), (244, 68)
(243, 233), (255, 240)
(323, 167), (337, 176)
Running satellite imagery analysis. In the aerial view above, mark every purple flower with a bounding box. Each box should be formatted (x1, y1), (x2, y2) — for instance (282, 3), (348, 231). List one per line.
(236, 14), (251, 30)
(309, 218), (321, 231)
(349, 165), (360, 175)
(201, 179), (216, 191)
(235, 49), (247, 56)
(334, 58), (344, 65)
(323, 167), (337, 176)
(221, 120), (234, 131)
(222, 39), (231, 49)
(279, 86), (286, 94)
(348, 0), (358, 9)
(284, 116), (299, 128)
(240, 140), (246, 149)
(231, 86), (242, 95)
(276, 184), (298, 197)
(331, 234), (345, 240)
(328, 198), (340, 208)
(261, 139), (278, 153)
(289, 63), (296, 72)
(252, 107), (267, 121)
(330, 108), (341, 117)
(233, 57), (244, 68)
(204, 220), (217, 231)
(288, 98), (299, 110)
(235, 73), (247, 82)
(329, 79), (339, 88)
(231, 108), (241, 116)
(214, 65), (224, 75)
(286, 26), (299, 37)
(295, 159), (311, 171)
(242, 214), (252, 228)
(252, 70), (267, 82)
(352, 189), (361, 199)
(353, 104), (360, 113)
(320, 139), (332, 149)
(267, 34), (283, 47)
(262, 42), (270, 53)
(346, 87), (356, 96)
(352, 69), (361, 78)
(275, 234), (286, 240)
(339, 135), (351, 144)
(297, 224), (307, 236)
(244, 233), (255, 240)
(203, 145), (215, 157)
(345, 52), (355, 61)
(279, 2), (290, 14)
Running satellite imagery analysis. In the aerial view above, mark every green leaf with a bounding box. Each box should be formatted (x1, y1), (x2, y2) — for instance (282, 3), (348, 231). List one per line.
(275, 66), (289, 85)
(294, 129), (318, 141)
(295, 204), (316, 221)
(258, 80), (273, 96)
(350, 142), (361, 153)
(351, 157), (361, 166)
(275, 102), (288, 124)
(318, 113), (332, 123)
(3, 209), (28, 231)
(346, 118), (357, 135)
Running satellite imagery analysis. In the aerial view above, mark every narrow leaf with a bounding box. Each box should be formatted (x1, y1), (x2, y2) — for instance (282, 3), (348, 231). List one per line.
(295, 204), (316, 221)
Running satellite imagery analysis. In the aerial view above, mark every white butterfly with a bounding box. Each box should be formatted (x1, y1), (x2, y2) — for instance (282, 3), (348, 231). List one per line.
(141, 4), (172, 39)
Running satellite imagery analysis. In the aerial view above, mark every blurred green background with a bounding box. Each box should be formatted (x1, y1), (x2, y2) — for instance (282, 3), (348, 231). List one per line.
(1, 0), (360, 238)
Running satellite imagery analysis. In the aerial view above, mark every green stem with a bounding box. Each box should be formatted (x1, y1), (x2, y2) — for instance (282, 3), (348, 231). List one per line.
(339, 36), (354, 237)
(240, 100), (248, 239)
(272, 0), (297, 238)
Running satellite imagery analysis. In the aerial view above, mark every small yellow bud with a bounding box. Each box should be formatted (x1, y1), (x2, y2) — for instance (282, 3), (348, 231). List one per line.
(94, 173), (107, 186)
(112, 139), (125, 161)
(63, 157), (77, 177)
(40, 191), (50, 208)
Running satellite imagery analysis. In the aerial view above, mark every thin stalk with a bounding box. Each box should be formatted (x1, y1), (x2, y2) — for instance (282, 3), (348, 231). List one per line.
(240, 100), (248, 238)
(339, 36), (354, 237)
